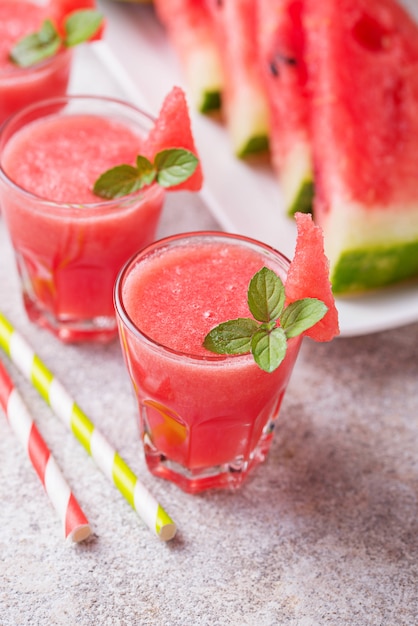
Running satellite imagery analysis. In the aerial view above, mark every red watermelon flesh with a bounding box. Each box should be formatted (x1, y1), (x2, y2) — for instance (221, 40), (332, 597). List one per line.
(285, 213), (340, 342)
(144, 86), (204, 192)
(205, 0), (270, 157)
(258, 0), (313, 215)
(307, 0), (418, 209)
(49, 0), (104, 39)
(153, 0), (223, 113)
(305, 0), (418, 293)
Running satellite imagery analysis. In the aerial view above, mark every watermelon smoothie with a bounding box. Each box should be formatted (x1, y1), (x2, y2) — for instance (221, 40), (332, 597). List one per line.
(114, 232), (303, 493)
(0, 95), (165, 342)
(0, 1), (73, 126)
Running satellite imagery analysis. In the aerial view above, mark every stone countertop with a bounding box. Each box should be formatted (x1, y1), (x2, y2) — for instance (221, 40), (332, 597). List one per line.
(2, 0), (418, 621)
(1, 194), (418, 626)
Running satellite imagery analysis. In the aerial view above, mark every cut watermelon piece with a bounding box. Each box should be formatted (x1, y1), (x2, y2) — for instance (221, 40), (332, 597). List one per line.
(144, 86), (204, 192)
(258, 0), (313, 216)
(50, 0), (105, 40)
(285, 213), (339, 342)
(206, 0), (270, 157)
(154, 0), (223, 114)
(305, 0), (418, 294)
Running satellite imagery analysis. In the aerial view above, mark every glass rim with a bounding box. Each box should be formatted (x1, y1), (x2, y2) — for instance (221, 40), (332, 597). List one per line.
(0, 93), (161, 211)
(114, 230), (292, 364)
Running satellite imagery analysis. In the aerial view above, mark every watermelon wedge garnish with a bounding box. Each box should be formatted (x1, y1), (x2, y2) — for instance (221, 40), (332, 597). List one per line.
(92, 86), (203, 199)
(8, 0), (105, 68)
(50, 0), (105, 40)
(305, 0), (418, 294)
(285, 212), (339, 342)
(153, 0), (223, 114)
(50, 0), (98, 18)
(258, 0), (313, 216)
(144, 86), (203, 192)
(202, 212), (338, 371)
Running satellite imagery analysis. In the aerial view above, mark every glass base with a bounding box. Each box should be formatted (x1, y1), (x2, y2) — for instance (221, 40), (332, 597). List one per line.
(24, 295), (118, 344)
(143, 427), (275, 494)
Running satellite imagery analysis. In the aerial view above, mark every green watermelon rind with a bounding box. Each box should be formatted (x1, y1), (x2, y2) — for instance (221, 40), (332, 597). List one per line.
(322, 197), (418, 292)
(323, 202), (418, 294)
(287, 179), (314, 216)
(233, 132), (270, 159)
(184, 44), (224, 114)
(331, 239), (418, 294)
(200, 91), (222, 114)
(276, 138), (313, 216)
(227, 85), (270, 158)
(238, 134), (269, 158)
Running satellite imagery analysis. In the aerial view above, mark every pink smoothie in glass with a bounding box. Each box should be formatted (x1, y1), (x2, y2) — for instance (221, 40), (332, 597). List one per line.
(115, 232), (303, 492)
(0, 96), (165, 342)
(0, 1), (72, 125)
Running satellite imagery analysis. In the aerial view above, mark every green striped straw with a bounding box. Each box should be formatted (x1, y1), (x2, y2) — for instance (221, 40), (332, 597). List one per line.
(0, 312), (176, 542)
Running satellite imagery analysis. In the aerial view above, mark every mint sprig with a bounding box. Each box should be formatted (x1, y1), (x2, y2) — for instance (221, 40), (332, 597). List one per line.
(9, 20), (61, 67)
(10, 10), (103, 68)
(203, 266), (328, 373)
(93, 148), (199, 199)
(63, 10), (103, 47)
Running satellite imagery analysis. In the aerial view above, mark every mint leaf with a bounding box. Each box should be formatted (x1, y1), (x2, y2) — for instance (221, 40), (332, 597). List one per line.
(93, 148), (199, 199)
(136, 155), (157, 185)
(202, 266), (329, 373)
(64, 10), (103, 47)
(280, 298), (328, 338)
(248, 266), (285, 323)
(154, 149), (199, 188)
(251, 326), (287, 373)
(9, 10), (104, 68)
(10, 20), (61, 67)
(93, 165), (146, 199)
(203, 318), (259, 354)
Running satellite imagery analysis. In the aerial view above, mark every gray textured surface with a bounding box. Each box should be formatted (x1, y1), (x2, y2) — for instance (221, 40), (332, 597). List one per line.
(1, 195), (418, 625)
(2, 0), (418, 622)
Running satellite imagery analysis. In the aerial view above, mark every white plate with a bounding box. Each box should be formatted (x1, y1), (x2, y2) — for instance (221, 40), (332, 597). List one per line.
(87, 1), (418, 337)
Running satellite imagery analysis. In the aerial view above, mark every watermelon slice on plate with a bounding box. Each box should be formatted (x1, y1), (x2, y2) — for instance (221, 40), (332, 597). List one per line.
(144, 85), (204, 192)
(285, 212), (340, 342)
(206, 0), (270, 158)
(153, 0), (223, 114)
(258, 0), (313, 216)
(305, 0), (418, 295)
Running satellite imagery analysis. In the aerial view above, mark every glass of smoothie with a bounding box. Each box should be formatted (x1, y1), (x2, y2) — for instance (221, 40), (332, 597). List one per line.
(0, 0), (74, 127)
(114, 231), (304, 493)
(0, 95), (166, 343)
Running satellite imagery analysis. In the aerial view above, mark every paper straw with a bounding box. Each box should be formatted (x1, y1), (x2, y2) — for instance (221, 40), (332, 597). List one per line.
(0, 312), (177, 542)
(0, 358), (91, 543)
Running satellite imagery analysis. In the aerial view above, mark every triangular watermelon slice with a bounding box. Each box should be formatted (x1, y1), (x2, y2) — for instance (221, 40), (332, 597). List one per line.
(205, 0), (270, 158)
(305, 0), (418, 294)
(50, 0), (105, 39)
(154, 0), (223, 114)
(285, 213), (340, 342)
(144, 86), (204, 192)
(258, 0), (313, 216)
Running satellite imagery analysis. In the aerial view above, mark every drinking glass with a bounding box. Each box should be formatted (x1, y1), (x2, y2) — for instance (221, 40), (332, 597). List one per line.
(0, 0), (74, 126)
(114, 232), (303, 493)
(0, 95), (166, 342)
(0, 48), (73, 127)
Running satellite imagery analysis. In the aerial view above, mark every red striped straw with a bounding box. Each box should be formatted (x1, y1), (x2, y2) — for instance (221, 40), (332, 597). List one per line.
(0, 359), (92, 543)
